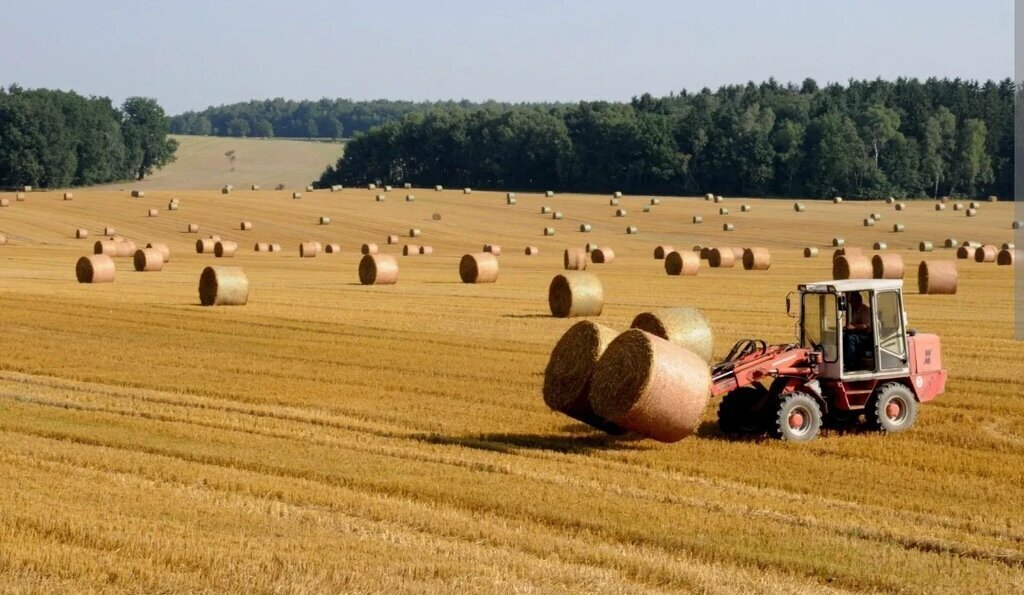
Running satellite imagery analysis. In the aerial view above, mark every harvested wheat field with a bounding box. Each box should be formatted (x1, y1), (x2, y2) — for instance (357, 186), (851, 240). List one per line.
(0, 187), (1021, 593)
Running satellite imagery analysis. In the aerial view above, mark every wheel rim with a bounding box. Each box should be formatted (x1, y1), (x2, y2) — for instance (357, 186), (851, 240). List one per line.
(885, 396), (908, 424)
(787, 406), (812, 436)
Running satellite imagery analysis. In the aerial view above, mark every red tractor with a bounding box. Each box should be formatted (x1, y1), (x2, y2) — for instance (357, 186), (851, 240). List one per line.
(712, 279), (946, 441)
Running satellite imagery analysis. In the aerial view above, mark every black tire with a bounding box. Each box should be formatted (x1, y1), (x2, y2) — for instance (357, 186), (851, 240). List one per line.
(770, 391), (822, 442)
(718, 387), (769, 435)
(866, 382), (918, 433)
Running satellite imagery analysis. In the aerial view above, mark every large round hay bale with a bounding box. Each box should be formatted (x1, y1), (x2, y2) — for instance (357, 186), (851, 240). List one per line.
(872, 254), (904, 279)
(361, 243), (378, 255)
(989, 195), (998, 202)
(871, 212), (882, 221)
(803, 247), (819, 258)
(386, 234), (399, 244)
(76, 255), (115, 283)
(221, 187), (231, 195)
(131, 190), (145, 198)
(919, 241), (934, 252)
(969, 201), (980, 209)
(15, 192), (25, 201)
(549, 272), (603, 318)
(525, 246), (539, 255)
(104, 226), (116, 236)
(214, 241), (238, 258)
(419, 246), (433, 256)
(873, 242), (888, 250)
(609, 198), (620, 206)
(935, 203), (946, 211)
(357, 253), (398, 285)
(719, 207), (729, 215)
(252, 184), (261, 191)
(1013, 221), (1022, 230)
(459, 253), (499, 283)
(708, 248), (735, 268)
(794, 202), (806, 212)
(956, 246), (971, 259)
(400, 243), (420, 256)
(997, 249), (1015, 265)
(863, 218), (875, 227)
(653, 245), (673, 260)
(833, 255), (872, 280)
(742, 247), (771, 270)
(146, 242), (170, 263)
(630, 308), (713, 363)
(966, 208), (978, 217)
(589, 330), (711, 442)
(114, 241), (136, 258)
(375, 195), (385, 202)
(953, 203), (963, 211)
(832, 238), (845, 247)
(885, 197), (895, 204)
(268, 244), (282, 252)
(195, 238), (214, 254)
(147, 208), (159, 217)
(722, 223), (735, 232)
(564, 247), (588, 271)
(552, 211), (563, 220)
(94, 240), (118, 256)
(292, 192), (302, 199)
(325, 243), (341, 254)
(299, 241), (318, 257)
(434, 185), (443, 191)
(133, 248), (164, 272)
(975, 245), (997, 263)
(833, 196), (843, 204)
(944, 238), (958, 248)
(664, 250), (699, 276)
(542, 321), (622, 432)
(625, 226), (638, 234)
(613, 191), (623, 198)
(692, 216), (703, 224)
(483, 244), (502, 255)
(918, 261), (958, 294)
(579, 223), (592, 233)
(405, 194), (416, 202)
(409, 228), (421, 238)
(463, 188), (472, 194)
(650, 198), (661, 205)
(545, 190), (555, 197)
(254, 243), (269, 252)
(542, 227), (556, 236)
(893, 224), (905, 233)
(199, 266), (248, 306)
(615, 209), (626, 217)
(75, 228), (89, 239)
(540, 206), (552, 214)
(895, 203), (906, 211)
(591, 247), (615, 264)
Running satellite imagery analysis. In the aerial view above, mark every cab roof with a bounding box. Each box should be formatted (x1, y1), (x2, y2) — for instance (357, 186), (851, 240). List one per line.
(800, 279), (904, 293)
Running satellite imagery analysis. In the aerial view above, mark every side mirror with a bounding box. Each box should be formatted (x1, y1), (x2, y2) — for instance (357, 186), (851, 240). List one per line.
(837, 294), (848, 312)
(785, 292), (795, 318)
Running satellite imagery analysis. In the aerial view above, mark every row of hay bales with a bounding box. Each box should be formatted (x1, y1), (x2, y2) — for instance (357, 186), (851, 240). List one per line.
(830, 248), (959, 294)
(543, 308), (714, 442)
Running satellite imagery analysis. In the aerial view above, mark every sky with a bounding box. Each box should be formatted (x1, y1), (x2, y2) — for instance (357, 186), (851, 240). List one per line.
(0, 0), (1013, 114)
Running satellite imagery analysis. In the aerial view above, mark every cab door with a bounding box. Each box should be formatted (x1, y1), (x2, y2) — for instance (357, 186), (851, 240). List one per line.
(873, 290), (909, 373)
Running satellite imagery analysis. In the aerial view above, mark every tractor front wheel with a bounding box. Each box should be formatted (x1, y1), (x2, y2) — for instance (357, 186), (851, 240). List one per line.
(718, 387), (769, 435)
(770, 392), (822, 442)
(867, 383), (918, 433)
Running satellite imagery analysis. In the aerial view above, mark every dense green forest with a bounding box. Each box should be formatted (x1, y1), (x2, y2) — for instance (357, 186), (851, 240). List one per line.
(0, 86), (177, 188)
(317, 78), (1015, 199)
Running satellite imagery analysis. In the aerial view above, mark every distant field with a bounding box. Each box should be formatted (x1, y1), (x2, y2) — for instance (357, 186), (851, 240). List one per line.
(0, 187), (1021, 592)
(94, 135), (344, 191)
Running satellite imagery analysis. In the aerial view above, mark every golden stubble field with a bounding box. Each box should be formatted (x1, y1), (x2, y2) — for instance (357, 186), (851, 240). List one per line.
(0, 186), (1021, 593)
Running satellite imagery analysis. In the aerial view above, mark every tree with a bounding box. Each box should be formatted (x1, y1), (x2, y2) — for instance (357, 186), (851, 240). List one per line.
(859, 105), (900, 168)
(921, 107), (956, 197)
(952, 119), (992, 196)
(121, 97), (178, 180)
(802, 111), (867, 197)
(227, 118), (250, 137)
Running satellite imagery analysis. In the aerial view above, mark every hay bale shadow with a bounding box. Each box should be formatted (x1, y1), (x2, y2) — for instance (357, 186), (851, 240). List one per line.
(414, 431), (649, 455)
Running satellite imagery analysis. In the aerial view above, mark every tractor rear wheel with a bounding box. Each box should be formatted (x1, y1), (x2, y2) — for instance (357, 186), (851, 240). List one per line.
(866, 383), (918, 433)
(770, 391), (822, 442)
(718, 387), (769, 435)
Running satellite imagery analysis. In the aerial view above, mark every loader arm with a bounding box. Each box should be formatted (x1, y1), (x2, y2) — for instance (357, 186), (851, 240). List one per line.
(710, 341), (816, 398)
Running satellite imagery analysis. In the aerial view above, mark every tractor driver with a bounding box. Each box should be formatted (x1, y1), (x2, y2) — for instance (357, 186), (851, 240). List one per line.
(843, 292), (873, 371)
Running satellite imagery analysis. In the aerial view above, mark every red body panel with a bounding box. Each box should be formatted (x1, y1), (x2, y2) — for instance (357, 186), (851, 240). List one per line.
(710, 345), (814, 397)
(907, 334), (946, 402)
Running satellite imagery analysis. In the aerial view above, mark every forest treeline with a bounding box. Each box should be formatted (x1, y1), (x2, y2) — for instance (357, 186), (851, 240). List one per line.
(0, 86), (177, 188)
(317, 78), (1015, 199)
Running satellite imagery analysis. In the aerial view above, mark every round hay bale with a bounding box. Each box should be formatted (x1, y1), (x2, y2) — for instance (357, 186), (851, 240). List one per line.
(1013, 221), (1022, 230)
(292, 192), (302, 199)
(552, 211), (564, 220)
(543, 227), (556, 236)
(893, 224), (905, 233)
(252, 184), (261, 191)
(719, 207), (729, 215)
(403, 183), (411, 189)
(966, 209), (978, 217)
(185, 223), (199, 234)
(549, 272), (603, 318)
(319, 216), (330, 225)
(214, 241), (238, 258)
(969, 201), (980, 209)
(409, 228), (421, 238)
(463, 188), (472, 195)
(833, 255), (872, 280)
(0, 198), (8, 207)
(940, 196), (950, 203)
(564, 247), (588, 271)
(944, 238), (958, 248)
(506, 197), (516, 205)
(708, 248), (735, 268)
(540, 206), (552, 214)
(705, 193), (714, 201)
(650, 198), (661, 205)
(833, 196), (843, 204)
(803, 247), (819, 258)
(722, 223), (735, 232)
(94, 240), (118, 256)
(589, 330), (711, 442)
(299, 242), (318, 258)
(519, 246), (538, 257)
(402, 244), (419, 256)
(375, 195), (385, 202)
(956, 246), (971, 259)
(953, 203), (963, 211)
(541, 320), (621, 432)
(431, 212), (441, 221)
(483, 244), (502, 255)
(368, 184), (377, 190)
(918, 261), (958, 295)
(832, 238), (845, 247)
(885, 197), (895, 204)
(131, 190), (145, 198)
(361, 243), (379, 255)
(147, 208), (158, 217)
(653, 245), (673, 260)
(359, 254), (398, 285)
(419, 246), (433, 256)
(871, 212), (882, 221)
(742, 247), (771, 271)
(741, 204), (751, 212)
(254, 243), (269, 252)
(692, 216), (703, 224)
(591, 247), (615, 264)
(625, 226), (638, 234)
(579, 223), (592, 233)
(609, 198), (620, 206)
(975, 245), (997, 263)
(387, 234), (399, 244)
(104, 226), (116, 236)
(630, 307), (714, 363)
(240, 221), (252, 231)
(864, 218), (875, 227)
(459, 253), (499, 283)
(989, 195), (998, 202)
(146, 242), (170, 263)
(325, 243), (341, 254)
(935, 203), (946, 211)
(997, 249), (1015, 265)
(1002, 242), (1015, 250)
(383, 185), (392, 192)
(268, 244), (281, 252)
(435, 185), (443, 191)
(664, 250), (700, 276)
(714, 195), (724, 203)
(15, 192), (25, 201)
(76, 255), (115, 283)
(895, 203), (906, 211)
(873, 242), (888, 250)
(919, 241), (934, 252)
(506, 192), (516, 200)
(133, 248), (164, 272)
(615, 209), (626, 217)
(405, 194), (416, 202)
(221, 187), (231, 194)
(546, 190), (555, 197)
(613, 191), (622, 198)
(199, 266), (248, 306)
(195, 239), (214, 254)
(75, 228), (89, 239)
(872, 254), (904, 279)
(794, 202), (806, 212)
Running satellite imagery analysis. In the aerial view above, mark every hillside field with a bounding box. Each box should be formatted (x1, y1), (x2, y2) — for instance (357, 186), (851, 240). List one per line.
(0, 186), (1022, 593)
(93, 135), (344, 191)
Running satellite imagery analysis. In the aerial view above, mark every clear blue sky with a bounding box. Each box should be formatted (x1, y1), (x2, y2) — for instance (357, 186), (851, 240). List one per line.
(0, 0), (1012, 114)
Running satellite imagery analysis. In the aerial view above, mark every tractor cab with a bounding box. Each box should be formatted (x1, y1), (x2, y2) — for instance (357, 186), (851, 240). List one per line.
(794, 279), (910, 381)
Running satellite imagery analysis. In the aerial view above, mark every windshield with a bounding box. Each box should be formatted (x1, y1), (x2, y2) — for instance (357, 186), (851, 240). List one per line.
(802, 292), (838, 363)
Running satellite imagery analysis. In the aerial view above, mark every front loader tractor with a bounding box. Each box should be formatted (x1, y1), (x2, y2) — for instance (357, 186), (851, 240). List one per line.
(711, 279), (946, 441)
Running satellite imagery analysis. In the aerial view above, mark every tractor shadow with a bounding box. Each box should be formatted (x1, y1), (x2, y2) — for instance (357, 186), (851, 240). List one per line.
(694, 420), (876, 442)
(414, 425), (651, 455)
(501, 314), (552, 319)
